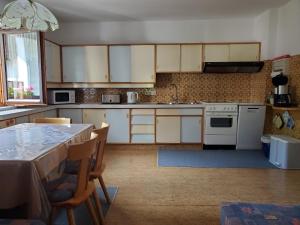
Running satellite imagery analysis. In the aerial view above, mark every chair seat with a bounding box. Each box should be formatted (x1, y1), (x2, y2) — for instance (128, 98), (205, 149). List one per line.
(221, 202), (300, 225)
(45, 174), (77, 203)
(0, 219), (46, 225)
(64, 159), (97, 174)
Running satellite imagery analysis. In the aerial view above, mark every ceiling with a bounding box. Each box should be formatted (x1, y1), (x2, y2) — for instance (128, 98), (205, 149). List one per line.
(7, 0), (292, 22)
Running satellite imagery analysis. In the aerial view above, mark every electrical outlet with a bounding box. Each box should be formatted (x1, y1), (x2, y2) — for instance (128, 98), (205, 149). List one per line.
(144, 89), (156, 96)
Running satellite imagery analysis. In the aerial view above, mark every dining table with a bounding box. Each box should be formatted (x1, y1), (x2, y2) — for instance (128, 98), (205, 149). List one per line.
(0, 123), (94, 220)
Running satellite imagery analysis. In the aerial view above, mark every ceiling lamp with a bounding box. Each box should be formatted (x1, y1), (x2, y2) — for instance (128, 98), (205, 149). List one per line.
(0, 0), (59, 32)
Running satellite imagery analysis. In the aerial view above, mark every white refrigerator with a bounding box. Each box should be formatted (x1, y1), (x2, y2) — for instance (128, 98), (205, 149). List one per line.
(236, 105), (266, 150)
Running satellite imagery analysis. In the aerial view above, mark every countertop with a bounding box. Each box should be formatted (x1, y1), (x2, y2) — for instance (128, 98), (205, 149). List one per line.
(0, 102), (265, 121)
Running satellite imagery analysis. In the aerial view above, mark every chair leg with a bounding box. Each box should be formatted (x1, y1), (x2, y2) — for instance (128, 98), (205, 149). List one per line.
(66, 208), (76, 225)
(93, 190), (105, 225)
(86, 197), (101, 225)
(98, 176), (111, 204)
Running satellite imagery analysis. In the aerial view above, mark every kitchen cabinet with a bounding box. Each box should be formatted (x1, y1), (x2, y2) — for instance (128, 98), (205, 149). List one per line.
(15, 116), (29, 124)
(156, 45), (181, 72)
(109, 46), (131, 82)
(0, 119), (15, 129)
(106, 109), (130, 143)
(181, 44), (203, 72)
(59, 109), (83, 124)
(62, 46), (109, 83)
(131, 45), (155, 82)
(204, 44), (230, 62)
(82, 109), (130, 143)
(130, 109), (155, 143)
(45, 40), (61, 82)
(156, 116), (180, 143)
(181, 116), (202, 143)
(82, 109), (106, 128)
(109, 45), (155, 83)
(229, 44), (260, 61)
(204, 43), (260, 62)
(28, 110), (57, 122)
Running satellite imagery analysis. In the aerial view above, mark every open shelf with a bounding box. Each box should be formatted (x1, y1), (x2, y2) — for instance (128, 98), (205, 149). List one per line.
(266, 104), (300, 111)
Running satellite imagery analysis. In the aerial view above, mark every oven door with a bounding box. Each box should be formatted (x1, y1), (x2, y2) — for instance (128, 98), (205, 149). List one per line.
(205, 113), (237, 135)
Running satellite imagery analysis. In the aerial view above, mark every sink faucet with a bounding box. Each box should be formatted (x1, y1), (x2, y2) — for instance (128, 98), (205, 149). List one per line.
(171, 83), (178, 103)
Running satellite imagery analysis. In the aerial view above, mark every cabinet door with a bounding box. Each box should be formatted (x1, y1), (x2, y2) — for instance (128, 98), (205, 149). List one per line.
(15, 116), (29, 124)
(204, 44), (230, 62)
(106, 109), (130, 143)
(229, 44), (260, 61)
(181, 45), (203, 72)
(82, 109), (106, 129)
(59, 109), (83, 124)
(29, 112), (44, 122)
(45, 40), (61, 82)
(181, 116), (202, 143)
(0, 119), (15, 129)
(43, 109), (57, 118)
(156, 45), (180, 72)
(156, 116), (180, 143)
(131, 45), (155, 82)
(109, 46), (131, 82)
(63, 46), (109, 83)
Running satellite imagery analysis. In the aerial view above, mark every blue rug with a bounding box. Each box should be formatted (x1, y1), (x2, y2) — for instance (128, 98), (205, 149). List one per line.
(158, 149), (276, 169)
(53, 186), (118, 225)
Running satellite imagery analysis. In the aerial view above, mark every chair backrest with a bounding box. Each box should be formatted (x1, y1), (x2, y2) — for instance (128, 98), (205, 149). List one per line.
(34, 117), (71, 124)
(67, 133), (98, 197)
(92, 122), (109, 173)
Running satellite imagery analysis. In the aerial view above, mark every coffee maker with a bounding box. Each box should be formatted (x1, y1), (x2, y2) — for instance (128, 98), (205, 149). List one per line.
(272, 73), (292, 107)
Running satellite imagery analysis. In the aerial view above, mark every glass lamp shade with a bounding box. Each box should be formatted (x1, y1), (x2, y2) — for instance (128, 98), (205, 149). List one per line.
(0, 0), (59, 32)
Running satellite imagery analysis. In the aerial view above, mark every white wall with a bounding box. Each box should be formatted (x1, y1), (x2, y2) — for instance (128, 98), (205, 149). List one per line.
(254, 0), (300, 59)
(46, 18), (255, 45)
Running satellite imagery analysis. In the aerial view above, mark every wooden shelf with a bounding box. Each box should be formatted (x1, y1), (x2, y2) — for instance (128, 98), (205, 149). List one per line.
(266, 104), (300, 111)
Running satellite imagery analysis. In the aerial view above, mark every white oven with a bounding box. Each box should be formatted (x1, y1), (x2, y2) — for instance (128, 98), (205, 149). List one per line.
(204, 104), (238, 145)
(48, 90), (75, 104)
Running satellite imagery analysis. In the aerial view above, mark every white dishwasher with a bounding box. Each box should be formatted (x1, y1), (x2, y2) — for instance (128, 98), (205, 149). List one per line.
(236, 105), (266, 150)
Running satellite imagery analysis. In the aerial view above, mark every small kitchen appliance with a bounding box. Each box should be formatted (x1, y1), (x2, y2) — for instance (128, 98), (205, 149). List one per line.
(101, 94), (121, 104)
(48, 90), (75, 104)
(127, 92), (139, 104)
(273, 84), (292, 107)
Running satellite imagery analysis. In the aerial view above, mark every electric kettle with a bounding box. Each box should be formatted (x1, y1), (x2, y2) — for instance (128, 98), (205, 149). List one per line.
(127, 92), (139, 104)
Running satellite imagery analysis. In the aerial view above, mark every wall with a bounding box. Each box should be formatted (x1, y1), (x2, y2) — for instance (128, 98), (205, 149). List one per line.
(254, 0), (300, 59)
(46, 18), (256, 44)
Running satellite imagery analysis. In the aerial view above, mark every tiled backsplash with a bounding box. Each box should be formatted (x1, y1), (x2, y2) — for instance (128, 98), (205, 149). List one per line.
(76, 61), (272, 104)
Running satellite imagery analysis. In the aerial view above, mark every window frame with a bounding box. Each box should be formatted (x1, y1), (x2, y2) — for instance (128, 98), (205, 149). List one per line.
(0, 31), (46, 105)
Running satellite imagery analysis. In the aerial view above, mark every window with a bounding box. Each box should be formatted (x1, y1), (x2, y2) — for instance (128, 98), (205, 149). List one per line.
(1, 32), (43, 103)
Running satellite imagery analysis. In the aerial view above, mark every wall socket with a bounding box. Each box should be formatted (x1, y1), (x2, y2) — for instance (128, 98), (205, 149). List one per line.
(144, 89), (156, 96)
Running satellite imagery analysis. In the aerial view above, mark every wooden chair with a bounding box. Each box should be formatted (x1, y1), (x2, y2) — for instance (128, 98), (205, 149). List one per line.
(46, 133), (105, 225)
(90, 122), (111, 204)
(34, 117), (71, 124)
(65, 123), (111, 205)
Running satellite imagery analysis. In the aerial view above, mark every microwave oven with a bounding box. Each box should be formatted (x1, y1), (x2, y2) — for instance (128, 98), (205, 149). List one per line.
(48, 90), (76, 104)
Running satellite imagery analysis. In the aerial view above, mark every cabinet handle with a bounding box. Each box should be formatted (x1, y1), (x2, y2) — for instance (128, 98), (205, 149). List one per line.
(127, 114), (129, 118)
(104, 113), (106, 118)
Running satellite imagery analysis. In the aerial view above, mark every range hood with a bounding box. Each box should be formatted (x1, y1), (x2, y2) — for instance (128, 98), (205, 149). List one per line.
(203, 61), (264, 73)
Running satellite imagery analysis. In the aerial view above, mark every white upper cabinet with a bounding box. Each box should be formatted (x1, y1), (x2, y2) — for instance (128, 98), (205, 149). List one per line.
(131, 45), (155, 82)
(204, 44), (230, 62)
(109, 45), (155, 83)
(45, 40), (61, 82)
(180, 44), (203, 72)
(109, 46), (131, 82)
(156, 45), (181, 72)
(62, 46), (109, 83)
(229, 44), (260, 61)
(204, 43), (260, 62)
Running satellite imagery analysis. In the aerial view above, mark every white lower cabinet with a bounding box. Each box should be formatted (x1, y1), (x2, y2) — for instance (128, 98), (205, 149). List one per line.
(106, 109), (130, 143)
(29, 112), (45, 122)
(181, 116), (202, 143)
(82, 109), (106, 128)
(43, 109), (57, 118)
(15, 116), (29, 124)
(156, 116), (181, 143)
(60, 109), (83, 124)
(82, 109), (130, 143)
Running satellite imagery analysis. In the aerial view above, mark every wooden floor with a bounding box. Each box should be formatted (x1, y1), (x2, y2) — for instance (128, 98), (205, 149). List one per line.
(102, 145), (300, 225)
